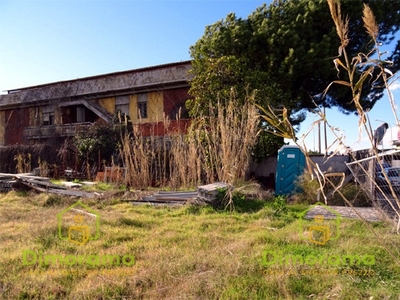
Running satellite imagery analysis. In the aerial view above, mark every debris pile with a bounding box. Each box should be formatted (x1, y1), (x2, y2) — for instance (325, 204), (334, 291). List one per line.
(130, 182), (229, 206)
(1, 172), (230, 207)
(0, 174), (15, 193)
(130, 190), (198, 206)
(197, 182), (229, 205)
(0, 173), (95, 198)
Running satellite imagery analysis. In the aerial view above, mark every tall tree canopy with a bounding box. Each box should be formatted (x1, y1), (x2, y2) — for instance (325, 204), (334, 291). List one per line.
(188, 0), (400, 156)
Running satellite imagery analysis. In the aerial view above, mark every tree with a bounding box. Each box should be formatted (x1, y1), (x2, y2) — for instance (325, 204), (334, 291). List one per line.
(74, 112), (132, 168)
(188, 0), (400, 156)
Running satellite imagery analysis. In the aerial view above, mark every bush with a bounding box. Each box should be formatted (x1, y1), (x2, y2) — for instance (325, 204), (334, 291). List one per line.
(330, 183), (370, 207)
(293, 174), (319, 204)
(295, 174), (370, 207)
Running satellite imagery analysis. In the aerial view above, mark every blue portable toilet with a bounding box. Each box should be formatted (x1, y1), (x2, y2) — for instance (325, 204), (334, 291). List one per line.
(275, 145), (306, 195)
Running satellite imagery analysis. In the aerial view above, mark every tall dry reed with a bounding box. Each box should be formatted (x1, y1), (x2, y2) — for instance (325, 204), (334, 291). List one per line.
(260, 0), (400, 266)
(119, 92), (259, 196)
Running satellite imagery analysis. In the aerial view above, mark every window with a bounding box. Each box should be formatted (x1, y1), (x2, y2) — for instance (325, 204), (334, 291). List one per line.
(42, 105), (55, 125)
(77, 107), (85, 122)
(43, 112), (54, 126)
(115, 95), (130, 117)
(137, 94), (148, 119)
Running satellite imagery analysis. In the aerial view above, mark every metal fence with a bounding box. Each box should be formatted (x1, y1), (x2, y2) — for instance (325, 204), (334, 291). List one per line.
(346, 150), (400, 217)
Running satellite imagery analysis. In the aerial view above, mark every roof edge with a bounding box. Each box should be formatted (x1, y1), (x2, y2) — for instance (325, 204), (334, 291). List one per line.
(5, 60), (192, 93)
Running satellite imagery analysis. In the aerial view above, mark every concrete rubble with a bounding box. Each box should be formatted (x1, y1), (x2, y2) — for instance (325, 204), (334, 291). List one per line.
(0, 172), (228, 206)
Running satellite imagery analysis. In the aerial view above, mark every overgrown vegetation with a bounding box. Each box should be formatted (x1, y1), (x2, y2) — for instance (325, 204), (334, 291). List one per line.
(0, 192), (399, 299)
(0, 144), (56, 174)
(188, 0), (400, 158)
(120, 95), (259, 202)
(2, 1), (400, 299)
(73, 113), (132, 178)
(294, 174), (370, 207)
(259, 0), (400, 266)
(14, 153), (32, 174)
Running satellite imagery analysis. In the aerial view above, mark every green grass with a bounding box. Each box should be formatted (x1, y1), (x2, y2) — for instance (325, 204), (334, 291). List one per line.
(0, 191), (399, 299)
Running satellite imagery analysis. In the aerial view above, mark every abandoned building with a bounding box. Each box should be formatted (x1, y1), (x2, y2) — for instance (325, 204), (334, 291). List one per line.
(0, 60), (192, 146)
(0, 61), (192, 174)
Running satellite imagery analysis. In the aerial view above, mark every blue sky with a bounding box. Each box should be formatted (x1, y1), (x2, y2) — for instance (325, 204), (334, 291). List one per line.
(0, 0), (399, 152)
(0, 0), (267, 91)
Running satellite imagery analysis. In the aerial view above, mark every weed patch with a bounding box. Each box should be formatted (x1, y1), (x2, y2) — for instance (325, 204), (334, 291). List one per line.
(0, 193), (399, 299)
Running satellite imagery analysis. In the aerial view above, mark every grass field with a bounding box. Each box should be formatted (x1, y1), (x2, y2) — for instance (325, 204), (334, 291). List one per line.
(0, 190), (399, 299)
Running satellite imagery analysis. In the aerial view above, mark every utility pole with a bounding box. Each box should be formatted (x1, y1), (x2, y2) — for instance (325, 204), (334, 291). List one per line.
(318, 122), (321, 154)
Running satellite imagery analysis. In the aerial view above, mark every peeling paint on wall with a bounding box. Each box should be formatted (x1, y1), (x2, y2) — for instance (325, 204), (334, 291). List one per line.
(148, 92), (164, 122)
(130, 94), (138, 122)
(99, 97), (116, 114)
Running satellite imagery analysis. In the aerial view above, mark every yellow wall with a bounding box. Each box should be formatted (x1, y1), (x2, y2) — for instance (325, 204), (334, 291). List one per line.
(148, 92), (164, 122)
(99, 97), (116, 114)
(130, 92), (164, 123)
(129, 95), (138, 122)
(0, 111), (4, 145)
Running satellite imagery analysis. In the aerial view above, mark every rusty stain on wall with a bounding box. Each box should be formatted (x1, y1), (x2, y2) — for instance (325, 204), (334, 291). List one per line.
(5, 108), (29, 144)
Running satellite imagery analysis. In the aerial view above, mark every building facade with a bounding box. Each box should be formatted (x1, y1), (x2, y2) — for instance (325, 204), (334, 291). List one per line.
(0, 61), (192, 146)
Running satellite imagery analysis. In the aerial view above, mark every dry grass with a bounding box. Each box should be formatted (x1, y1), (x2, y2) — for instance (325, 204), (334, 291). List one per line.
(0, 191), (399, 299)
(120, 93), (259, 193)
(259, 0), (400, 266)
(120, 115), (204, 189)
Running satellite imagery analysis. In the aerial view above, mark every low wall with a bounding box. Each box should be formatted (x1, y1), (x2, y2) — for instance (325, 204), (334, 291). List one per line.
(248, 154), (351, 190)
(309, 155), (350, 174)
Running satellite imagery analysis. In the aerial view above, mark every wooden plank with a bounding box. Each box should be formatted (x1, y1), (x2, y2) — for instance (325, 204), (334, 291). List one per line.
(20, 181), (47, 193)
(23, 177), (51, 182)
(154, 196), (193, 202)
(46, 188), (96, 198)
(0, 173), (51, 182)
(19, 180), (95, 198)
(0, 173), (18, 179)
(130, 201), (183, 206)
(16, 174), (50, 181)
(158, 191), (197, 195)
(141, 197), (188, 203)
(18, 178), (66, 189)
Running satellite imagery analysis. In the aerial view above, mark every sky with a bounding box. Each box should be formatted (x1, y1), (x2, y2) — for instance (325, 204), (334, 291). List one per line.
(0, 0), (399, 152)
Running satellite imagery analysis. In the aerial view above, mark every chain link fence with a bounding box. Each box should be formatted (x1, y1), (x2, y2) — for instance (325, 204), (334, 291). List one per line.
(346, 150), (400, 221)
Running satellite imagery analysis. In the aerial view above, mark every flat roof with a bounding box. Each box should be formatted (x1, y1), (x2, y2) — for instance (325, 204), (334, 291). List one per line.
(5, 60), (192, 94)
